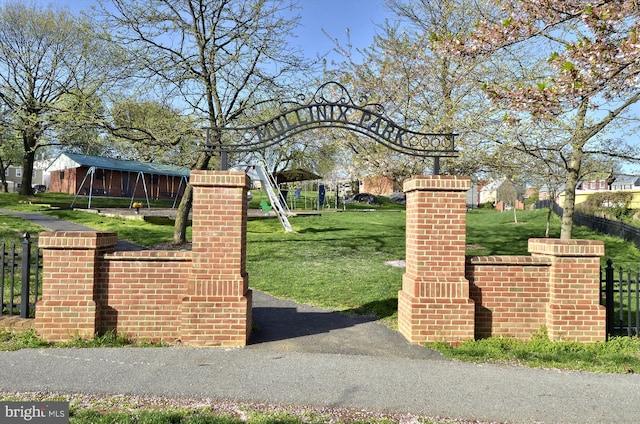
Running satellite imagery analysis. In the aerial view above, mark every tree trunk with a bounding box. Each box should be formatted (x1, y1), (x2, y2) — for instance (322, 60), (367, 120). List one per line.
(18, 148), (35, 196)
(545, 205), (552, 238)
(560, 149), (583, 239)
(560, 100), (589, 240)
(0, 158), (9, 193)
(172, 151), (212, 244)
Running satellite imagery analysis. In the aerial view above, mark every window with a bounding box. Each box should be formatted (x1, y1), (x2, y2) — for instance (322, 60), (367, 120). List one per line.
(15, 169), (21, 177)
(60, 171), (65, 180)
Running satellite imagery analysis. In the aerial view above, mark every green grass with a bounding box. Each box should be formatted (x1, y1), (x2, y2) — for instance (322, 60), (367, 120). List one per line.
(247, 211), (406, 325)
(0, 214), (45, 240)
(430, 328), (640, 373)
(465, 209), (557, 255)
(0, 192), (175, 211)
(69, 410), (404, 424)
(45, 209), (191, 248)
(0, 329), (164, 351)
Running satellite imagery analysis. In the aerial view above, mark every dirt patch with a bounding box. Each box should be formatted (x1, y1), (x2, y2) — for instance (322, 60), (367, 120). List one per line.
(153, 241), (192, 251)
(466, 244), (485, 250)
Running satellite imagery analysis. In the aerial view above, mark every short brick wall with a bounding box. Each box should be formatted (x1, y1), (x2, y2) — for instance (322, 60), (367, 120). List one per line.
(97, 251), (192, 342)
(467, 256), (550, 340)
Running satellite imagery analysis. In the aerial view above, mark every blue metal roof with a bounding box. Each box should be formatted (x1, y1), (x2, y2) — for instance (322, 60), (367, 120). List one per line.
(52, 153), (190, 177)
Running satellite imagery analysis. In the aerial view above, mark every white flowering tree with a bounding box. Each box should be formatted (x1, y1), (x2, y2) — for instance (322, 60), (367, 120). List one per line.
(445, 0), (640, 238)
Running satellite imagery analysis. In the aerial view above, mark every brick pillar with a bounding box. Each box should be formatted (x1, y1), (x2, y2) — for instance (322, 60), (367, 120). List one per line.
(529, 239), (606, 342)
(399, 175), (474, 345)
(34, 232), (117, 342)
(181, 170), (252, 347)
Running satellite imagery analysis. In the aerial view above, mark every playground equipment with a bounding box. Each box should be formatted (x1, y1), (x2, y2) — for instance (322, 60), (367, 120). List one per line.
(234, 164), (293, 233)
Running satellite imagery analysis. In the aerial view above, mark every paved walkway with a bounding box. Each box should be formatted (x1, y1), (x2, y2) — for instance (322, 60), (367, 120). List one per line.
(2, 209), (640, 423)
(0, 208), (146, 251)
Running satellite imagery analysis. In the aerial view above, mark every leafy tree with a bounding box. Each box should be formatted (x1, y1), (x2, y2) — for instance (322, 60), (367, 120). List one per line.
(444, 0), (640, 239)
(0, 2), (115, 195)
(53, 91), (113, 157)
(100, 0), (312, 243)
(109, 99), (199, 166)
(0, 117), (21, 193)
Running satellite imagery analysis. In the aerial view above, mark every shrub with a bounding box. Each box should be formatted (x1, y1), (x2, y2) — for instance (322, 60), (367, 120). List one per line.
(577, 191), (634, 220)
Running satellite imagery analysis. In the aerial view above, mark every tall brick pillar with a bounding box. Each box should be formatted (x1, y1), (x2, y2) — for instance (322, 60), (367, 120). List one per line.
(181, 170), (252, 347)
(399, 175), (474, 345)
(34, 232), (118, 341)
(529, 239), (606, 342)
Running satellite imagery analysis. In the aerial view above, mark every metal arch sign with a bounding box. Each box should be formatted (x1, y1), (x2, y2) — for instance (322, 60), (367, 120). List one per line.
(204, 81), (458, 158)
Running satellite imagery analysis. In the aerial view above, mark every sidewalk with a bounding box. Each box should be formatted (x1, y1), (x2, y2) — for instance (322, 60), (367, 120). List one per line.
(0, 208), (146, 251)
(2, 288), (639, 423)
(2, 209), (640, 423)
(1, 338), (639, 423)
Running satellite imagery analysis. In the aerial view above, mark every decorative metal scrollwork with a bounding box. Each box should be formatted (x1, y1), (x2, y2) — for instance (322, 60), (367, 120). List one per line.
(204, 81), (458, 158)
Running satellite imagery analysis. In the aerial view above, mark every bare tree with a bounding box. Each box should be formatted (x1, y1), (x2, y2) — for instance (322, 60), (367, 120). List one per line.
(99, 0), (313, 243)
(0, 2), (111, 195)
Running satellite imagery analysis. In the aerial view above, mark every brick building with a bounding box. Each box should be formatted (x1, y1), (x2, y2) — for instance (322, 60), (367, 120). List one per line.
(47, 153), (189, 200)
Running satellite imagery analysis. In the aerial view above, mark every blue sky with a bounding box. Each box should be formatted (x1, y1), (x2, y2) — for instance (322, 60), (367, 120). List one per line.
(294, 0), (388, 62)
(45, 0), (388, 63)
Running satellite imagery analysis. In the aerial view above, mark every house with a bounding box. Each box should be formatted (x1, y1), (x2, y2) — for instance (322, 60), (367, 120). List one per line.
(3, 162), (50, 192)
(46, 153), (190, 200)
(577, 177), (613, 191)
(479, 178), (526, 210)
(361, 175), (400, 195)
(570, 174), (640, 208)
(610, 175), (640, 191)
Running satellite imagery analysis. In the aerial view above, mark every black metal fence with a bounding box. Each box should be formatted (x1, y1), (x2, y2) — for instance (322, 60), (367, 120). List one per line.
(1, 233), (41, 318)
(601, 259), (640, 338)
(536, 200), (640, 250)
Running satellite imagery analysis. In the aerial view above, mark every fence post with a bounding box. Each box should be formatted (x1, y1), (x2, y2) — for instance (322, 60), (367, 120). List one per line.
(605, 258), (615, 340)
(1, 240), (4, 315)
(20, 232), (31, 318)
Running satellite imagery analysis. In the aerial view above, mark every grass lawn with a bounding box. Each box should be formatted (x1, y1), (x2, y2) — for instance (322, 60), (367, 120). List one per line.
(247, 211), (406, 324)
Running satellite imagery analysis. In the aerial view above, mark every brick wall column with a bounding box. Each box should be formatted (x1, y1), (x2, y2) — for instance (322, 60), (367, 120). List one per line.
(181, 170), (252, 347)
(529, 239), (606, 342)
(399, 175), (474, 345)
(34, 232), (117, 341)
